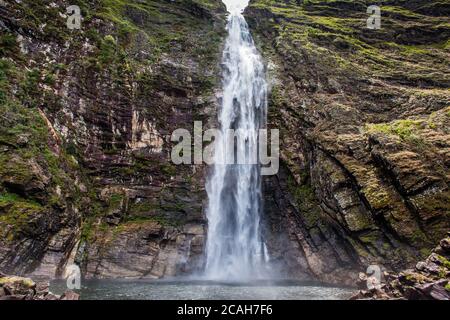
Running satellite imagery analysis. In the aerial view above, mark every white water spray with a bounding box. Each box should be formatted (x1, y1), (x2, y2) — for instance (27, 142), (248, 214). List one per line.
(204, 2), (269, 280)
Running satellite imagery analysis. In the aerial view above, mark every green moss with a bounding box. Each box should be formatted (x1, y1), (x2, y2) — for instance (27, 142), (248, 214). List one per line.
(43, 73), (56, 86)
(98, 35), (118, 66)
(410, 229), (428, 245)
(124, 214), (180, 227)
(0, 33), (18, 56)
(415, 191), (450, 218)
(107, 193), (125, 212)
(445, 283), (450, 292)
(18, 68), (41, 107)
(96, 0), (140, 36)
(359, 232), (379, 244)
(365, 119), (427, 145)
(270, 85), (288, 110)
(419, 248), (431, 259)
(437, 255), (450, 269)
(0, 276), (35, 288)
(286, 173), (322, 226)
(161, 163), (177, 177)
(382, 6), (424, 19)
(362, 183), (390, 209)
(129, 200), (158, 214)
(0, 193), (43, 239)
(0, 100), (84, 215)
(0, 59), (12, 104)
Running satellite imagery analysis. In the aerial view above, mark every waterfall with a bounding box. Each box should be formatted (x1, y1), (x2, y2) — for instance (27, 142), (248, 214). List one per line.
(204, 3), (269, 280)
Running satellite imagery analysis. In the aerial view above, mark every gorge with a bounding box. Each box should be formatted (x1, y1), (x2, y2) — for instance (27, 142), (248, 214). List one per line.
(0, 0), (449, 300)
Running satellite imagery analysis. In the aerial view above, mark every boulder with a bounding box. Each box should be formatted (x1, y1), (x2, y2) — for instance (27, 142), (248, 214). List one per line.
(61, 290), (80, 300)
(0, 274), (79, 300)
(0, 276), (36, 297)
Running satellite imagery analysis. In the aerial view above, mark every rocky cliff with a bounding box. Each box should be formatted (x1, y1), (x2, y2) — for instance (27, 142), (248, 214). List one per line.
(246, 0), (449, 284)
(0, 0), (226, 279)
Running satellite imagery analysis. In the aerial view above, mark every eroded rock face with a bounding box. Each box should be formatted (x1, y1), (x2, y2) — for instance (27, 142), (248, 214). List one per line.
(80, 221), (206, 279)
(246, 0), (449, 284)
(0, 0), (226, 279)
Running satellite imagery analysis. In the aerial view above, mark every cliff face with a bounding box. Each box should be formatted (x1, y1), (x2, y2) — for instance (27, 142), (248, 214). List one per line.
(0, 0), (226, 279)
(246, 0), (449, 284)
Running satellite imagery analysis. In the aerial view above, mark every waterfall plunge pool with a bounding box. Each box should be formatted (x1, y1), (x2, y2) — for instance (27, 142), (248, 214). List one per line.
(49, 279), (355, 300)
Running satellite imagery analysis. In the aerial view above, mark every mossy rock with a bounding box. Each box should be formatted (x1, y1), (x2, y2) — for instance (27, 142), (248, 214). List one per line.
(0, 275), (36, 295)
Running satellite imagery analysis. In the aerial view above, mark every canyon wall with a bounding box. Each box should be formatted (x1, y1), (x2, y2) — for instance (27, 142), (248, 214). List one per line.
(246, 0), (449, 284)
(0, 0), (226, 279)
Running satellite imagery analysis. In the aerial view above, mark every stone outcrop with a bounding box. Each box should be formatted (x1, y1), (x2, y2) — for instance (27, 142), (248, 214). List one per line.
(0, 273), (79, 300)
(351, 234), (450, 300)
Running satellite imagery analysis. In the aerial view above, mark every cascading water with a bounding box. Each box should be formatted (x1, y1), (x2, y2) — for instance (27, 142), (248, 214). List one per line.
(204, 1), (270, 280)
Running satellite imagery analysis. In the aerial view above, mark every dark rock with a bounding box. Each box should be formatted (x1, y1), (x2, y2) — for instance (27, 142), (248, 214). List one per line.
(0, 274), (77, 300)
(439, 238), (450, 252)
(356, 272), (368, 290)
(61, 291), (80, 300)
(43, 293), (60, 300)
(428, 281), (450, 300)
(0, 295), (26, 300)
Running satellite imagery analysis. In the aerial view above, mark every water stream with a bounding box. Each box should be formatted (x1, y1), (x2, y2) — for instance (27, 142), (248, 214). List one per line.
(204, 2), (269, 280)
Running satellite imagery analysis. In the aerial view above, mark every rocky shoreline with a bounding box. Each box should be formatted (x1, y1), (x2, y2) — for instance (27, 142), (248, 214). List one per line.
(352, 234), (450, 300)
(2, 234), (448, 300)
(0, 273), (79, 300)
